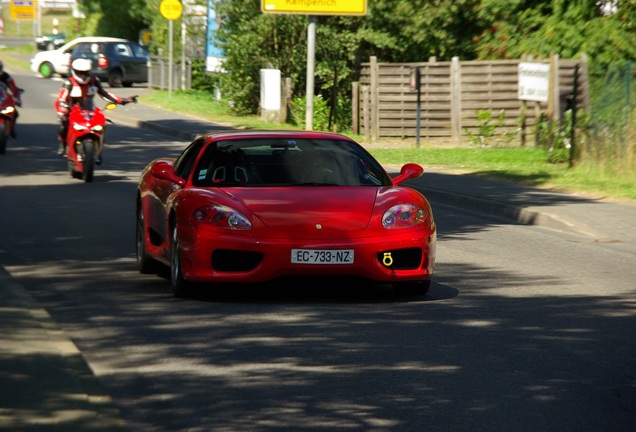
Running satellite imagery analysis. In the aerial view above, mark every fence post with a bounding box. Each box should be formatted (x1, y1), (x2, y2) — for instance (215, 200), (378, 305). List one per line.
(580, 53), (590, 112)
(284, 77), (293, 124)
(569, 64), (579, 168)
(450, 56), (462, 143)
(362, 85), (370, 142)
(370, 56), (379, 142)
(352, 81), (359, 135)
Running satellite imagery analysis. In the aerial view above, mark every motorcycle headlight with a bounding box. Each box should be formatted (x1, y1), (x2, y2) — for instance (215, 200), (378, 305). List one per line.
(91, 125), (104, 133)
(192, 205), (252, 230)
(1, 106), (15, 115)
(382, 204), (426, 229)
(73, 124), (89, 131)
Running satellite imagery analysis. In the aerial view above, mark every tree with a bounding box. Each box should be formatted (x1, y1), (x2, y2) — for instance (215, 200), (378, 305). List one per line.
(473, 0), (636, 75)
(79, 0), (150, 41)
(214, 0), (308, 115)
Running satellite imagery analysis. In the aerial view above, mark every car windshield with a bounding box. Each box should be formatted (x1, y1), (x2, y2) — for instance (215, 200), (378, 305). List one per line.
(191, 138), (391, 187)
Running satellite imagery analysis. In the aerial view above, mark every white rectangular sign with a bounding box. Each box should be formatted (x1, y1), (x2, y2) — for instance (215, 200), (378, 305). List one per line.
(518, 62), (550, 102)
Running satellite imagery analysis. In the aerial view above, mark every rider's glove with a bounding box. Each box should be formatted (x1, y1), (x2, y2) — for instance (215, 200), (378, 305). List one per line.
(120, 97), (137, 105)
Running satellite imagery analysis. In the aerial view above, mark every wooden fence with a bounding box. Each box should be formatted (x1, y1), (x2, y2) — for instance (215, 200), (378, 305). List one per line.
(353, 55), (590, 145)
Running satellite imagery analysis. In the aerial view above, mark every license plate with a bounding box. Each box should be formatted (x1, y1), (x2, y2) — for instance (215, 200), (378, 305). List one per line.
(291, 249), (354, 264)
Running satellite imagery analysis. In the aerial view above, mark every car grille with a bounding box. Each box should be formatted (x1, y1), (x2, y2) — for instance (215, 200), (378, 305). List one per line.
(377, 247), (422, 270)
(212, 249), (263, 272)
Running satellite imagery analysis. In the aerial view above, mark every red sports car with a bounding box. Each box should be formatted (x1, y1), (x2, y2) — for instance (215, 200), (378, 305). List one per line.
(136, 130), (436, 297)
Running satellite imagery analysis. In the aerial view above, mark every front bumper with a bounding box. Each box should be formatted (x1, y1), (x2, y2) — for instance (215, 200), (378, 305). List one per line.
(176, 225), (436, 285)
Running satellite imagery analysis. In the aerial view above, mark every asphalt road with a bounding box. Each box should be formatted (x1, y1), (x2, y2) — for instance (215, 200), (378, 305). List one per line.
(1, 68), (635, 431)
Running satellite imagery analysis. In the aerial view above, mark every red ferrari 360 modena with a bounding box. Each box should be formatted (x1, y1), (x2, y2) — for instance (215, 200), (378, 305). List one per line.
(136, 130), (436, 297)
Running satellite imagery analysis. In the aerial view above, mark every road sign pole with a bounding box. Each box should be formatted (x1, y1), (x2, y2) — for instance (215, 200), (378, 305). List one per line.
(169, 19), (173, 98)
(159, 0), (183, 99)
(305, 16), (316, 130)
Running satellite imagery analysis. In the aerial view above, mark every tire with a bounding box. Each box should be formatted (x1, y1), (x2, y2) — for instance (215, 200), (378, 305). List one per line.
(38, 61), (54, 78)
(0, 123), (6, 155)
(136, 204), (157, 274)
(170, 224), (192, 298)
(108, 69), (124, 87)
(123, 81), (133, 88)
(81, 138), (95, 183)
(394, 280), (431, 296)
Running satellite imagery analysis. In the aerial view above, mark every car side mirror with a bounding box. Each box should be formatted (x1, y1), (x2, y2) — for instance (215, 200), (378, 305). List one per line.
(392, 163), (424, 186)
(151, 161), (186, 187)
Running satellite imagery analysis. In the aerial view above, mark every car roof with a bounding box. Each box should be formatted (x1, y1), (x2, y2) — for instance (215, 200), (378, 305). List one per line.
(57, 36), (129, 51)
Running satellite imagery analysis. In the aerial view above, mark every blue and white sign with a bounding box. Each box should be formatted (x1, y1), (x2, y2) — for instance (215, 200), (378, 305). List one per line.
(206, 0), (224, 72)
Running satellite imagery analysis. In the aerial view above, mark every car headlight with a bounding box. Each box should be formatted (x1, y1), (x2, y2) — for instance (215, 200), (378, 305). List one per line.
(192, 205), (252, 230)
(382, 204), (426, 229)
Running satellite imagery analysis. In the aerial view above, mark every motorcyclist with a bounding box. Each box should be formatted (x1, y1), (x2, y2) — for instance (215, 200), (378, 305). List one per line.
(54, 58), (136, 163)
(0, 59), (24, 138)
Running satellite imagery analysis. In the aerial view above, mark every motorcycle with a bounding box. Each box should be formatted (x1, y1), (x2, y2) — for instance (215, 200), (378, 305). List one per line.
(0, 87), (23, 155)
(65, 96), (136, 182)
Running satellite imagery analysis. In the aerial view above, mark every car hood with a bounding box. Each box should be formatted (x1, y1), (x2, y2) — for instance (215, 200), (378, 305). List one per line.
(228, 187), (379, 232)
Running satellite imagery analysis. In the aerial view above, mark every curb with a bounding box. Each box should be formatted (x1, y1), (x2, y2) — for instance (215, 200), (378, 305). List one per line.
(0, 266), (128, 431)
(419, 187), (582, 235)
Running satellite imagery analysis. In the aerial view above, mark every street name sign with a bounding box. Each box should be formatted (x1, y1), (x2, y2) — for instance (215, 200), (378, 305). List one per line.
(261, 0), (367, 16)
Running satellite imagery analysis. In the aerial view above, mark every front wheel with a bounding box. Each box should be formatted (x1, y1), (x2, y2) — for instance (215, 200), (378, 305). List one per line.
(0, 123), (6, 155)
(81, 138), (95, 182)
(170, 224), (192, 298)
(38, 61), (54, 78)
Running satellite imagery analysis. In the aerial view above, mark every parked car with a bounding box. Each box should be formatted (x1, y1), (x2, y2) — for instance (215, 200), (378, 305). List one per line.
(69, 40), (149, 87)
(136, 130), (437, 298)
(35, 32), (66, 51)
(31, 36), (130, 79)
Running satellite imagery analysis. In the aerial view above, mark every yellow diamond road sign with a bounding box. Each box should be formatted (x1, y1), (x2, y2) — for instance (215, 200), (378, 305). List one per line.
(160, 0), (183, 20)
(262, 0), (367, 16)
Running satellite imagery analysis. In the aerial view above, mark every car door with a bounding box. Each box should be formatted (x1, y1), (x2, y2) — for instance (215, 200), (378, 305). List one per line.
(149, 139), (205, 251)
(55, 40), (82, 75)
(129, 43), (150, 82)
(114, 42), (148, 82)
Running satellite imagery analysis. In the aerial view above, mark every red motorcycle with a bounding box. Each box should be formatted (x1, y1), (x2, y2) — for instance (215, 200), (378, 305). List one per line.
(0, 87), (22, 155)
(66, 96), (136, 182)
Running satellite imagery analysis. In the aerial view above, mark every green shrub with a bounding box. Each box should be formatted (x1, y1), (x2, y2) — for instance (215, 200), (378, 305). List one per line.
(290, 94), (352, 133)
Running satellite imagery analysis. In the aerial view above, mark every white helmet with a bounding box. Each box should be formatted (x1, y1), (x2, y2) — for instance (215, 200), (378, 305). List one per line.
(71, 58), (92, 84)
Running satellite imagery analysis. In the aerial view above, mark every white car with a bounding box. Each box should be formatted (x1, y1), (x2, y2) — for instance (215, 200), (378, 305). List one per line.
(31, 36), (129, 79)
